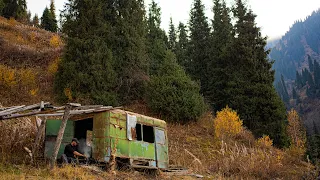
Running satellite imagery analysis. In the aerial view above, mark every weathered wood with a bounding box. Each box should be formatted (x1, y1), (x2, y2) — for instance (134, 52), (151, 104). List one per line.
(0, 105), (25, 116)
(32, 117), (47, 160)
(0, 102), (50, 116)
(50, 105), (72, 170)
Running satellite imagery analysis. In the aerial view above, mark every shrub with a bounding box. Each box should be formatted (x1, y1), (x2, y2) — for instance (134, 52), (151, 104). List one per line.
(213, 106), (243, 139)
(49, 35), (61, 48)
(257, 135), (273, 148)
(48, 58), (60, 76)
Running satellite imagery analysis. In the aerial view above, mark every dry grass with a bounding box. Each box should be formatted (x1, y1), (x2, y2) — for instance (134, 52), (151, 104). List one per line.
(168, 113), (317, 179)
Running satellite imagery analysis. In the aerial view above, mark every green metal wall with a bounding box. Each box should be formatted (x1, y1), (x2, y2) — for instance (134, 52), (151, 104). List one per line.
(44, 120), (74, 158)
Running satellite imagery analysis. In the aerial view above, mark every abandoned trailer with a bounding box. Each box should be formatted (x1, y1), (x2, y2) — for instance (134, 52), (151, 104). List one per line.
(0, 103), (169, 170)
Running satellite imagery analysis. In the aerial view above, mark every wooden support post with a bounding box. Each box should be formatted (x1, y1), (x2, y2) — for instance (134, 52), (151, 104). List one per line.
(50, 105), (72, 170)
(32, 117), (47, 162)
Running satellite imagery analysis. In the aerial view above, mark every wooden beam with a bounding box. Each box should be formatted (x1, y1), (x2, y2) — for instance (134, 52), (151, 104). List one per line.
(32, 117), (47, 162)
(50, 105), (72, 170)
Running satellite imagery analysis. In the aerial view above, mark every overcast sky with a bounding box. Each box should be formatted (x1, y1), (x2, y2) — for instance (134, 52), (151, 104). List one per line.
(27, 0), (320, 40)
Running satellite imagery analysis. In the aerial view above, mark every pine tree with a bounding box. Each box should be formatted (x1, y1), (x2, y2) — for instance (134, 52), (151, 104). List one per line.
(168, 17), (177, 51)
(32, 14), (39, 27)
(208, 0), (234, 110)
(224, 0), (289, 147)
(188, 0), (211, 93)
(296, 71), (303, 88)
(175, 22), (189, 68)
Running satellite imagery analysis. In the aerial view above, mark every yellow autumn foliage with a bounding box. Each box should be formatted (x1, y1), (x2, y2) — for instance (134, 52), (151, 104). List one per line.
(49, 35), (61, 48)
(257, 135), (273, 147)
(0, 65), (17, 87)
(214, 106), (243, 139)
(48, 58), (60, 76)
(64, 88), (73, 101)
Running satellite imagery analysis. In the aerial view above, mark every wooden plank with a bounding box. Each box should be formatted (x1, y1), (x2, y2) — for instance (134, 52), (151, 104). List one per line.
(50, 105), (72, 170)
(0, 102), (50, 116)
(32, 117), (47, 160)
(0, 105), (25, 116)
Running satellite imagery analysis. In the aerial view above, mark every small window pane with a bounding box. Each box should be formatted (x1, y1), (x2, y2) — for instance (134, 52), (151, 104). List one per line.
(136, 124), (142, 141)
(143, 125), (154, 143)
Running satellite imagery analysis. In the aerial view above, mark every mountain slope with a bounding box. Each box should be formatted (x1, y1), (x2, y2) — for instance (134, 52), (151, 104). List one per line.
(0, 17), (62, 106)
(270, 9), (320, 81)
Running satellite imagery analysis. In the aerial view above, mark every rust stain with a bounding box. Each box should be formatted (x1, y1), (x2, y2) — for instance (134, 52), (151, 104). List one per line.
(131, 127), (137, 140)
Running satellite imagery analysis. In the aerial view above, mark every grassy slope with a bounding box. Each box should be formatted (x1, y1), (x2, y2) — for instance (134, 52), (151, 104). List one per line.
(0, 17), (317, 179)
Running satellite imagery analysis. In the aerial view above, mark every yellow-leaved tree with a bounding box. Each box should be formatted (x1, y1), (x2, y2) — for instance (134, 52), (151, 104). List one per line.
(287, 109), (306, 157)
(214, 106), (243, 139)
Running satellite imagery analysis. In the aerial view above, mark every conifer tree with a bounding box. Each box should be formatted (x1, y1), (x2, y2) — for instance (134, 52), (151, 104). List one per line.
(32, 14), (39, 27)
(314, 60), (320, 87)
(168, 17), (177, 51)
(292, 88), (297, 99)
(308, 55), (314, 72)
(224, 0), (289, 147)
(0, 0), (4, 14)
(55, 0), (118, 105)
(208, 0), (234, 110)
(107, 0), (148, 103)
(146, 1), (206, 122)
(49, 0), (58, 32)
(2, 0), (27, 21)
(175, 22), (189, 68)
(188, 0), (211, 93)
(40, 1), (57, 32)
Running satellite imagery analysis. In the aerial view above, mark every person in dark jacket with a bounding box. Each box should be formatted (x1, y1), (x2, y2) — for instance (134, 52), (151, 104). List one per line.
(61, 138), (87, 164)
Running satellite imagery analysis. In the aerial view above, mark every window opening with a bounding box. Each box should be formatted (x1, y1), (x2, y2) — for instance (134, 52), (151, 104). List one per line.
(143, 125), (154, 143)
(136, 124), (142, 141)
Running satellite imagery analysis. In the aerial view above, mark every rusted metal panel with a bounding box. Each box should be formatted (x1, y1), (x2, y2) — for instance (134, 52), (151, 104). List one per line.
(92, 112), (110, 161)
(155, 128), (169, 169)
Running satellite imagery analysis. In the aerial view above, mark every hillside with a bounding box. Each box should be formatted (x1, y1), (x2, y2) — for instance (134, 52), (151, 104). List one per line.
(0, 17), (62, 106)
(269, 9), (320, 134)
(0, 17), (317, 179)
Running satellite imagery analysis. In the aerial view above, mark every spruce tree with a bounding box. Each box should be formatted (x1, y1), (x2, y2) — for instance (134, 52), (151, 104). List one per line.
(292, 87), (298, 100)
(107, 0), (148, 103)
(208, 0), (233, 110)
(308, 55), (314, 72)
(0, 0), (4, 14)
(314, 60), (320, 87)
(188, 0), (211, 93)
(224, 0), (289, 147)
(41, 1), (57, 32)
(32, 14), (39, 27)
(168, 17), (177, 51)
(2, 0), (26, 20)
(49, 0), (58, 32)
(175, 22), (189, 68)
(55, 0), (118, 105)
(146, 1), (206, 122)
(40, 7), (50, 30)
